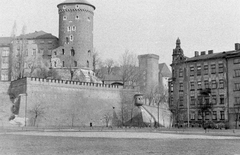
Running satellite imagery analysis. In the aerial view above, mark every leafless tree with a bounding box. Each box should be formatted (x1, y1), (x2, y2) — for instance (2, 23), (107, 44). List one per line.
(234, 103), (240, 129)
(29, 103), (46, 126)
(105, 58), (114, 75)
(65, 55), (78, 81)
(119, 50), (141, 88)
(92, 48), (100, 73)
(103, 111), (112, 127)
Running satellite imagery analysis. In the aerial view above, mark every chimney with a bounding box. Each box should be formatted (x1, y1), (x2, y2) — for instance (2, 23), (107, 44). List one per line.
(235, 43), (240, 51)
(201, 51), (206, 55)
(208, 50), (213, 54)
(195, 51), (199, 57)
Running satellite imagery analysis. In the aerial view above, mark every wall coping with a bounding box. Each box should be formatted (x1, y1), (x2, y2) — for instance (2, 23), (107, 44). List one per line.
(26, 77), (126, 89)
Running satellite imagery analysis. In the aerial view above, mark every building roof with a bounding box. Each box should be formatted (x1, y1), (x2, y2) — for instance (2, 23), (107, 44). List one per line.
(185, 50), (238, 62)
(17, 31), (58, 40)
(0, 37), (12, 46)
(159, 63), (171, 77)
(57, 0), (95, 10)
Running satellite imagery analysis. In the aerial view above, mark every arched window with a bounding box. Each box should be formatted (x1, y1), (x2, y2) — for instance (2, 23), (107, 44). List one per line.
(71, 48), (75, 56)
(74, 61), (77, 67)
(87, 60), (89, 67)
(70, 35), (74, 41)
(54, 61), (57, 67)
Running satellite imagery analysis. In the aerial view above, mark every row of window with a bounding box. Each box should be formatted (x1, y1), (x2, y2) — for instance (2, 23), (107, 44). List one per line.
(65, 36), (74, 44)
(190, 111), (225, 120)
(62, 5), (82, 10)
(178, 63), (224, 77)
(178, 80), (225, 91)
(67, 26), (76, 32)
(63, 15), (91, 21)
(190, 95), (225, 105)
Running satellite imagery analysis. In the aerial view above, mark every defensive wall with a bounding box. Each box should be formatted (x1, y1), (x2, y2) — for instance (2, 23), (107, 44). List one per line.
(9, 77), (136, 127)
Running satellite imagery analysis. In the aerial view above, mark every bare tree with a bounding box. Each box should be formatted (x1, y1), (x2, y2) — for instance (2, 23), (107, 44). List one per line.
(65, 55), (78, 81)
(103, 111), (112, 127)
(92, 48), (100, 73)
(119, 50), (141, 88)
(105, 58), (114, 75)
(234, 102), (240, 129)
(197, 88), (213, 128)
(29, 103), (45, 126)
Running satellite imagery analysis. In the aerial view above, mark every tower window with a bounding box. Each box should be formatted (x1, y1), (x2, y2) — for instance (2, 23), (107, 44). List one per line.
(66, 37), (69, 44)
(62, 49), (65, 55)
(87, 60), (89, 67)
(74, 61), (77, 67)
(72, 26), (76, 31)
(67, 26), (71, 32)
(75, 5), (80, 9)
(63, 5), (66, 9)
(88, 50), (91, 56)
(63, 16), (67, 20)
(71, 48), (75, 56)
(62, 61), (65, 67)
(54, 61), (57, 67)
(87, 17), (91, 21)
(70, 35), (74, 41)
(75, 15), (80, 20)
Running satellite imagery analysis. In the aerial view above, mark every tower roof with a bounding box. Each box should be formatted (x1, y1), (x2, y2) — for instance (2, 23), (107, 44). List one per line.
(57, 0), (95, 10)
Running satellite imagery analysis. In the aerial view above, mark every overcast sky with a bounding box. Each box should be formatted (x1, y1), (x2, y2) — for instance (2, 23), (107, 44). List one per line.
(1, 0), (240, 67)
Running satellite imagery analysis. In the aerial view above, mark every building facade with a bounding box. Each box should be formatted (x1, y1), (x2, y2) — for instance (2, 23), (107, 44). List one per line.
(170, 38), (240, 128)
(0, 37), (12, 81)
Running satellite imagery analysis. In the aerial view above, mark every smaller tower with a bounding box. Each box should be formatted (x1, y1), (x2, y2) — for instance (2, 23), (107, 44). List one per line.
(138, 54), (159, 94)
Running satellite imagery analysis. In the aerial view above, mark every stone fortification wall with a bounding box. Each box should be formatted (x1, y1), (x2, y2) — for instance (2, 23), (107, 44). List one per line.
(9, 77), (135, 127)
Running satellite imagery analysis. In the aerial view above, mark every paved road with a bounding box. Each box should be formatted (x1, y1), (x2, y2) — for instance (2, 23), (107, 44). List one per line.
(2, 130), (240, 139)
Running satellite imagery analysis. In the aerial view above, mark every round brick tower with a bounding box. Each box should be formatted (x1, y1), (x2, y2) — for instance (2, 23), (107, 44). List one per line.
(57, 0), (95, 70)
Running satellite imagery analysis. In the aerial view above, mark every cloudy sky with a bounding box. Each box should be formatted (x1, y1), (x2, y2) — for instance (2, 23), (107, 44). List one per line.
(1, 0), (240, 67)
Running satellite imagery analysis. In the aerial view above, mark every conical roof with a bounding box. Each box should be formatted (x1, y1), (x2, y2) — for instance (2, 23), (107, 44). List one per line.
(57, 0), (95, 10)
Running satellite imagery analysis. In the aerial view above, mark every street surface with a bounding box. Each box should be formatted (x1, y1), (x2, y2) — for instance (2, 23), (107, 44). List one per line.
(0, 129), (240, 155)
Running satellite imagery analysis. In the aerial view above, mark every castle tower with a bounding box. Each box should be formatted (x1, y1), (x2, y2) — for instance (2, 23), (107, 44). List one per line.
(57, 0), (95, 70)
(138, 54), (159, 94)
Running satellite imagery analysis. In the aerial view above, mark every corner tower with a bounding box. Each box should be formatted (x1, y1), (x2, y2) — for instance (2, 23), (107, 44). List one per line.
(172, 38), (184, 63)
(57, 0), (95, 70)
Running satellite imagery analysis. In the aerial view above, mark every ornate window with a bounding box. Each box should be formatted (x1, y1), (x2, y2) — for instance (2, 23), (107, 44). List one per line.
(218, 63), (224, 73)
(190, 66), (194, 76)
(220, 95), (224, 104)
(211, 64), (216, 74)
(179, 68), (183, 77)
(204, 65), (208, 75)
(72, 26), (76, 31)
(211, 80), (217, 89)
(234, 69), (240, 77)
(197, 64), (201, 76)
